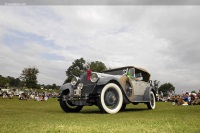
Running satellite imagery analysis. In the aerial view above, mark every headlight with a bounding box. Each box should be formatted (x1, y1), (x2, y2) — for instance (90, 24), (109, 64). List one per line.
(77, 83), (83, 90)
(90, 73), (99, 83)
(71, 77), (78, 86)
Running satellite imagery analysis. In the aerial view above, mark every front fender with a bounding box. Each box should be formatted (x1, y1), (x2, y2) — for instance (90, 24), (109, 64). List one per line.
(97, 77), (119, 85)
(97, 76), (131, 104)
(60, 83), (73, 96)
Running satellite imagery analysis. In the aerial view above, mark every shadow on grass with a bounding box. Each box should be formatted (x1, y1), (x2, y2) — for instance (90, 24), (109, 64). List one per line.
(80, 108), (148, 114)
(122, 108), (148, 112)
(81, 110), (103, 114)
(46, 105), (148, 114)
(45, 108), (102, 114)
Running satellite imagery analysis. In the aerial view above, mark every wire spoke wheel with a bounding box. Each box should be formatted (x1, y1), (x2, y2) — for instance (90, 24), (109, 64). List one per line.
(59, 94), (83, 112)
(104, 88), (119, 109)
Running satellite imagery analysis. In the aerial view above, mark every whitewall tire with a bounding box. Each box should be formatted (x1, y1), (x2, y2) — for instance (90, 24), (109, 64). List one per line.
(98, 83), (123, 114)
(147, 91), (156, 109)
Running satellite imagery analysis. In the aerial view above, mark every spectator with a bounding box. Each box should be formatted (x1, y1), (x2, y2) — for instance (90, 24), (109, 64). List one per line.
(174, 95), (179, 105)
(177, 95), (184, 106)
(160, 91), (163, 98)
(182, 92), (189, 105)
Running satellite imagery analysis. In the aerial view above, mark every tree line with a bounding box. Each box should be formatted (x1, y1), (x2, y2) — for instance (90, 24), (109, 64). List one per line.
(0, 71), (59, 90)
(0, 57), (176, 94)
(0, 75), (20, 88)
(0, 58), (107, 90)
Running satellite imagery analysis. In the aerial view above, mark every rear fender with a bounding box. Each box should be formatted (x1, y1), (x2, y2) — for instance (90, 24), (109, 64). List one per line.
(143, 87), (155, 101)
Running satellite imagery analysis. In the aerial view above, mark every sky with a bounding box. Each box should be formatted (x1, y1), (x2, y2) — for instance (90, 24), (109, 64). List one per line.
(0, 5), (200, 93)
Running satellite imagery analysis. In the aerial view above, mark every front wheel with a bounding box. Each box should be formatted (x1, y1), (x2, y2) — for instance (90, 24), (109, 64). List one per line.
(120, 104), (126, 111)
(97, 83), (123, 114)
(59, 94), (83, 112)
(147, 91), (156, 109)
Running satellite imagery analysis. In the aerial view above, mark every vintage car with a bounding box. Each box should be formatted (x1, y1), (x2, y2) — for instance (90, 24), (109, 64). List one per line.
(58, 66), (156, 114)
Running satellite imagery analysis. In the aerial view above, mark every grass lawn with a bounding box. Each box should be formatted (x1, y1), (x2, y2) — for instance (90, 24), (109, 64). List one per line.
(0, 97), (199, 133)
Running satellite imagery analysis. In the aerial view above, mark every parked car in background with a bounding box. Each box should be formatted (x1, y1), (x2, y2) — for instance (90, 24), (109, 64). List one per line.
(58, 66), (156, 114)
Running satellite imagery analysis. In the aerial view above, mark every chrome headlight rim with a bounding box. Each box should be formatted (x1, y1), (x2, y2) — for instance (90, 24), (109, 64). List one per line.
(90, 73), (99, 83)
(71, 77), (78, 86)
(77, 83), (84, 90)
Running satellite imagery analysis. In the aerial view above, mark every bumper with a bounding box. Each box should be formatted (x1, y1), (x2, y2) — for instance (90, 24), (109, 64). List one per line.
(58, 93), (99, 106)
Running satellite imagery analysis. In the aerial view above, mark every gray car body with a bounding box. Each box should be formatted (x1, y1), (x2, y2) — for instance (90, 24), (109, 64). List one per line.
(59, 66), (155, 105)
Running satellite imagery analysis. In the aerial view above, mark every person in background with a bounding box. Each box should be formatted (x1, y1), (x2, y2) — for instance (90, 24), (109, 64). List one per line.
(183, 92), (189, 105)
(177, 95), (184, 106)
(160, 91), (163, 98)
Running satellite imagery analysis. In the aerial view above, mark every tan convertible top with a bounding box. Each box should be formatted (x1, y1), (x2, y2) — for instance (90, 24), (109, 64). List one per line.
(102, 66), (151, 82)
(103, 66), (150, 75)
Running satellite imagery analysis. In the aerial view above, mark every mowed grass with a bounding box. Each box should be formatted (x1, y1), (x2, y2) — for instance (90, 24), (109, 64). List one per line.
(0, 97), (200, 133)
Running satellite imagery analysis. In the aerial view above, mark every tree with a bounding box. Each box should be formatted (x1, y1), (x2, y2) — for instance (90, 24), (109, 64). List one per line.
(65, 58), (87, 83)
(7, 76), (21, 87)
(0, 75), (9, 87)
(64, 58), (108, 84)
(191, 90), (196, 93)
(36, 84), (41, 89)
(52, 83), (57, 89)
(20, 67), (39, 89)
(89, 61), (107, 72)
(158, 82), (175, 97)
(45, 84), (52, 89)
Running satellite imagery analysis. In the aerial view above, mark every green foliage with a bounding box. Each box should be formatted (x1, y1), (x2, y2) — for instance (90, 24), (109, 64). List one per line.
(64, 58), (108, 84)
(191, 90), (196, 93)
(0, 75), (20, 87)
(1, 73), (58, 90)
(89, 61), (107, 72)
(36, 84), (41, 89)
(52, 83), (57, 89)
(0, 98), (200, 133)
(7, 76), (20, 87)
(65, 58), (87, 83)
(158, 82), (175, 96)
(0, 75), (9, 87)
(20, 67), (39, 89)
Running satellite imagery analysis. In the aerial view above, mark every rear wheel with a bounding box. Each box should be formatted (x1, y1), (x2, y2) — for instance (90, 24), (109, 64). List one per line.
(97, 83), (123, 114)
(147, 91), (156, 109)
(59, 94), (83, 112)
